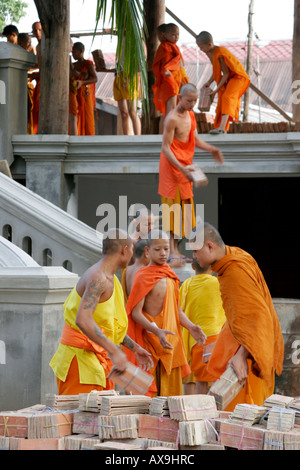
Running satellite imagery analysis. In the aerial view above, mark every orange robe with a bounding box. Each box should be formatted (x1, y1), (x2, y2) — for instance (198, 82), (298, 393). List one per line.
(27, 80), (34, 134)
(158, 110), (196, 238)
(152, 41), (187, 116)
(32, 78), (40, 134)
(125, 264), (190, 397)
(207, 246), (284, 410)
(76, 60), (96, 135)
(212, 46), (250, 130)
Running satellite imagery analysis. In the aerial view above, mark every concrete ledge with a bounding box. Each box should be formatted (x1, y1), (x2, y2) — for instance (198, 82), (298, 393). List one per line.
(12, 132), (300, 175)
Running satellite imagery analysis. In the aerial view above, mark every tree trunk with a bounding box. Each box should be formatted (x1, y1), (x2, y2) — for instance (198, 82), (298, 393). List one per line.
(243, 0), (255, 121)
(142, 0), (165, 134)
(34, 0), (70, 134)
(293, 0), (300, 122)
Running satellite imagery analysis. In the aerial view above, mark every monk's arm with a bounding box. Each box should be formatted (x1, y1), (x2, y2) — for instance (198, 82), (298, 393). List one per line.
(178, 306), (206, 345)
(161, 118), (194, 181)
(121, 335), (153, 370)
(228, 345), (250, 383)
(75, 279), (127, 371)
(194, 131), (224, 164)
(77, 63), (98, 88)
(131, 299), (175, 350)
(211, 56), (230, 95)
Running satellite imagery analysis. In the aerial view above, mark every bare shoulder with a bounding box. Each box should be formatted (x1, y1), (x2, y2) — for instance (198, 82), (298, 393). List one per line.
(77, 265), (108, 299)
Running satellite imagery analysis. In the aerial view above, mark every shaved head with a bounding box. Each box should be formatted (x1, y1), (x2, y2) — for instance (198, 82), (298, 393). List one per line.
(180, 83), (197, 96)
(102, 228), (132, 255)
(189, 222), (225, 249)
(147, 229), (169, 246)
(134, 239), (149, 258)
(196, 31), (213, 44)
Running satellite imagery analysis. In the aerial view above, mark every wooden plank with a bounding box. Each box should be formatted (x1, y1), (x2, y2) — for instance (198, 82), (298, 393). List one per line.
(138, 414), (179, 444)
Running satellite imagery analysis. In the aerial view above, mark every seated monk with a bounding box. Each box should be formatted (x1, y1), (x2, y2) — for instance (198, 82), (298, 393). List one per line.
(125, 229), (206, 397)
(72, 42), (98, 136)
(179, 259), (226, 394)
(189, 222), (284, 410)
(196, 31), (250, 134)
(50, 228), (153, 395)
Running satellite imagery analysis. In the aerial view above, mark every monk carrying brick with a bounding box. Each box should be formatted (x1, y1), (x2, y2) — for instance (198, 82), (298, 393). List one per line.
(196, 31), (250, 134)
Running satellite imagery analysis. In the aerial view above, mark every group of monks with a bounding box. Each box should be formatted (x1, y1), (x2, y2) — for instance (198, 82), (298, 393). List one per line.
(3, 21), (285, 410)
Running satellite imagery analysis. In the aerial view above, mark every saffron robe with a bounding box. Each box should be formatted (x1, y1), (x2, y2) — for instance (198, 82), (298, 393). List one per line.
(180, 274), (226, 382)
(207, 246), (284, 409)
(125, 264), (190, 396)
(152, 41), (187, 116)
(212, 46), (250, 130)
(76, 59), (96, 135)
(50, 275), (128, 394)
(32, 78), (40, 134)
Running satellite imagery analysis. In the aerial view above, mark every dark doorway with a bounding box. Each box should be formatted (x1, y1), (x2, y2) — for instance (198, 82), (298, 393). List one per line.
(218, 177), (300, 299)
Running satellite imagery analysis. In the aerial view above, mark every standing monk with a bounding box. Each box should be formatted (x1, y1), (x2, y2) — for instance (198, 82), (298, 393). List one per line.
(31, 21), (42, 134)
(159, 83), (224, 267)
(125, 229), (206, 397)
(189, 222), (284, 410)
(50, 229), (153, 395)
(72, 42), (98, 136)
(196, 31), (250, 134)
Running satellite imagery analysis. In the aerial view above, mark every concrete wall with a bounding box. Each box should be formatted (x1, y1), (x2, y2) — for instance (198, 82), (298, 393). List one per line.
(0, 266), (78, 411)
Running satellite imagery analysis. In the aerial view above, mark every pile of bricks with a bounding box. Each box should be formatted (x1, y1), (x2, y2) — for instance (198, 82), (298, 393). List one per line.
(0, 393), (299, 450)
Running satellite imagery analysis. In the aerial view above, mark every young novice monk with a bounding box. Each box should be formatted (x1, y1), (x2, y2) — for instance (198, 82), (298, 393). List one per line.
(122, 239), (150, 303)
(196, 31), (250, 134)
(152, 23), (189, 118)
(180, 259), (226, 394)
(125, 229), (206, 397)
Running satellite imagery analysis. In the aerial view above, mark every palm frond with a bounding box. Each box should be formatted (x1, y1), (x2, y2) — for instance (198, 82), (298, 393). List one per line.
(94, 0), (149, 115)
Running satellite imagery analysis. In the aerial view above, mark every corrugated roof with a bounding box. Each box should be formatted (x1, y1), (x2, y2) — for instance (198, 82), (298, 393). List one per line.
(95, 40), (293, 114)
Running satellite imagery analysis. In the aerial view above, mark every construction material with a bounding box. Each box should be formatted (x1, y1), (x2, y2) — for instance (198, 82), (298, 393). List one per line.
(149, 396), (170, 417)
(92, 49), (106, 71)
(263, 430), (285, 450)
(138, 414), (179, 444)
(264, 394), (294, 409)
(198, 87), (213, 112)
(100, 394), (151, 416)
(179, 420), (218, 446)
(46, 394), (79, 410)
(72, 411), (99, 435)
(98, 414), (139, 440)
(78, 390), (119, 412)
(168, 394), (218, 421)
(0, 412), (30, 438)
(64, 434), (102, 450)
(230, 403), (268, 426)
(186, 164), (208, 188)
(107, 362), (154, 395)
(9, 437), (65, 450)
(95, 441), (142, 450)
(219, 421), (265, 450)
(27, 411), (74, 439)
(208, 367), (245, 410)
(267, 407), (295, 432)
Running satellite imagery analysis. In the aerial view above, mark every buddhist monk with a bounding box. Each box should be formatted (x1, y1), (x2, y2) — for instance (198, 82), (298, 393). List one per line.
(72, 42), (98, 136)
(159, 83), (224, 267)
(152, 23), (189, 119)
(2, 24), (19, 44)
(50, 228), (153, 395)
(31, 21), (42, 134)
(189, 222), (284, 410)
(196, 31), (250, 134)
(125, 229), (206, 397)
(18, 33), (34, 134)
(122, 239), (150, 304)
(179, 259), (226, 394)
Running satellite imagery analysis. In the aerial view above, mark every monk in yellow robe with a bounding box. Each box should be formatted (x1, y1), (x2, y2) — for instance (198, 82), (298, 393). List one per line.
(125, 229), (206, 397)
(72, 42), (97, 136)
(50, 229), (153, 395)
(159, 83), (224, 267)
(179, 259), (226, 394)
(196, 31), (250, 134)
(189, 222), (284, 410)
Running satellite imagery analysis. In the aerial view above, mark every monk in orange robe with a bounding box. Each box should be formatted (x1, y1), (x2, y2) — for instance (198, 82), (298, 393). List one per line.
(72, 42), (98, 136)
(30, 22), (42, 134)
(121, 239), (150, 304)
(159, 83), (224, 267)
(196, 31), (250, 134)
(125, 229), (206, 397)
(152, 23), (189, 118)
(189, 222), (284, 410)
(50, 229), (153, 395)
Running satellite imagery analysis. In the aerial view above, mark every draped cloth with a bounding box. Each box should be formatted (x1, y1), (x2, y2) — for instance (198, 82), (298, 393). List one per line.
(152, 41), (187, 116)
(125, 264), (190, 396)
(212, 46), (250, 130)
(32, 78), (40, 134)
(207, 245), (284, 409)
(50, 275), (128, 394)
(76, 59), (96, 135)
(179, 274), (226, 382)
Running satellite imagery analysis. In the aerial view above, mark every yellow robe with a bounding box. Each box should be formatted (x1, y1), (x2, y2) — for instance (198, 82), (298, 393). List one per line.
(50, 275), (128, 391)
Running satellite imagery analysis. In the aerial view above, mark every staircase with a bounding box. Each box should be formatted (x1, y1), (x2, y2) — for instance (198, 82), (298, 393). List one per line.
(0, 172), (102, 275)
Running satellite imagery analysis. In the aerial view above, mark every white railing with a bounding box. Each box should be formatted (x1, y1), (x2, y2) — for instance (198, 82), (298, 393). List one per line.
(0, 172), (102, 275)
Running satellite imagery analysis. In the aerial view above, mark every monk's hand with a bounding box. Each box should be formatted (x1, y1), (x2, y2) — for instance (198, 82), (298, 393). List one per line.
(134, 345), (154, 372)
(109, 348), (127, 375)
(190, 324), (207, 345)
(157, 329), (175, 350)
(164, 69), (172, 77)
(181, 166), (194, 182)
(76, 79), (84, 89)
(227, 346), (249, 383)
(210, 147), (224, 165)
